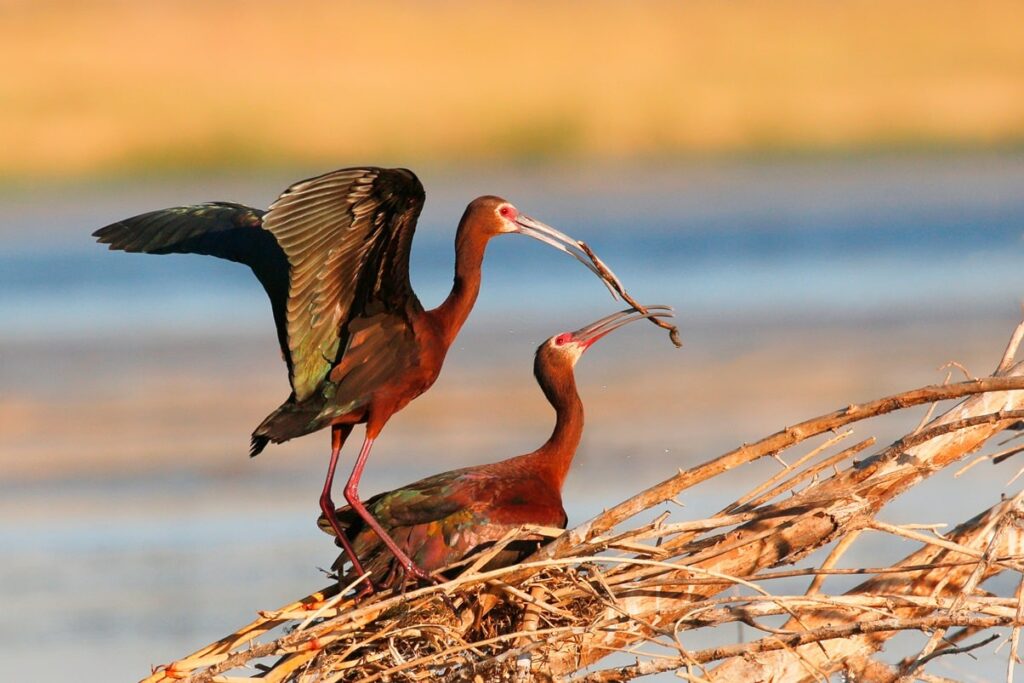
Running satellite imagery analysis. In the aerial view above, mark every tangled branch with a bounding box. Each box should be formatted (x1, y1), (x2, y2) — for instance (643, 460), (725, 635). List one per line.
(141, 320), (1024, 683)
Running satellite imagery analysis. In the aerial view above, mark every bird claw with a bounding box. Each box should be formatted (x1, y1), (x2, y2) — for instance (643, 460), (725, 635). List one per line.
(392, 556), (444, 590)
(403, 562), (441, 586)
(437, 590), (459, 615)
(351, 580), (376, 603)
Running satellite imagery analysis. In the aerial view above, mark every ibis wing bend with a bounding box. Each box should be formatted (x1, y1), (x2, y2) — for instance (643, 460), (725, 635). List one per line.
(320, 307), (674, 585)
(93, 166), (625, 586)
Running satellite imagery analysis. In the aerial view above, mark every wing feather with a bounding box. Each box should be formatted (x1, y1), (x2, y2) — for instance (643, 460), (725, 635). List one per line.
(92, 203), (292, 370)
(262, 167), (425, 400)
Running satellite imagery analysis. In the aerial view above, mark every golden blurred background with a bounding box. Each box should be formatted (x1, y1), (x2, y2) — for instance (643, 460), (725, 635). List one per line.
(3, 0), (1023, 180)
(4, 4), (1024, 680)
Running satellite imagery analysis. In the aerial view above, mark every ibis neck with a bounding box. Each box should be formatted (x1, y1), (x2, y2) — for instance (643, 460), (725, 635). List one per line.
(431, 227), (488, 346)
(530, 363), (584, 491)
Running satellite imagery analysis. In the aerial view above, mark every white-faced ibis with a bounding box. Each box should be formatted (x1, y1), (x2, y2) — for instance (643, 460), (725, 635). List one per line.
(93, 167), (625, 584)
(318, 306), (673, 586)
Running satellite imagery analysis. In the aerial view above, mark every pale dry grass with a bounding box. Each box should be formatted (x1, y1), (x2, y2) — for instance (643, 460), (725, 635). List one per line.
(2, 0), (1023, 179)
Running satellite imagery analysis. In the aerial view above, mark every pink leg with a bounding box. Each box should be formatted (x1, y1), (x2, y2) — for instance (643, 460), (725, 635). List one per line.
(320, 424), (374, 594)
(343, 435), (438, 584)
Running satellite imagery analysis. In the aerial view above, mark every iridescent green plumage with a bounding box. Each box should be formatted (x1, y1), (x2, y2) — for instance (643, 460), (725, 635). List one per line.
(323, 459), (568, 584)
(93, 168), (427, 456)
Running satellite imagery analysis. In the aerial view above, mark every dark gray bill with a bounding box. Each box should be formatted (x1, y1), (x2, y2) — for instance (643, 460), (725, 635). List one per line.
(515, 214), (621, 300)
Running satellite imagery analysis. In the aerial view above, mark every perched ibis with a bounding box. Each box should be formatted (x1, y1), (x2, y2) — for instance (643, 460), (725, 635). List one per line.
(319, 306), (673, 585)
(93, 167), (627, 584)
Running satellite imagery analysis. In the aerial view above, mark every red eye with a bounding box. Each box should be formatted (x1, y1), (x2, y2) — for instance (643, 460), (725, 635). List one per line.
(554, 333), (571, 346)
(499, 205), (513, 218)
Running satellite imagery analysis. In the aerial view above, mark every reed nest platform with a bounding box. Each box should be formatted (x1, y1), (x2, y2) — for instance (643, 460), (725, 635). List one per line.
(144, 319), (1024, 683)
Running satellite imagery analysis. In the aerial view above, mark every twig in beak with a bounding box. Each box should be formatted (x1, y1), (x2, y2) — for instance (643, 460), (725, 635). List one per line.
(577, 241), (683, 348)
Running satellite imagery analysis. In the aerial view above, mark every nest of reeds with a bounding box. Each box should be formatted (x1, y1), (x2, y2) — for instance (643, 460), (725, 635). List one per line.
(144, 318), (1024, 683)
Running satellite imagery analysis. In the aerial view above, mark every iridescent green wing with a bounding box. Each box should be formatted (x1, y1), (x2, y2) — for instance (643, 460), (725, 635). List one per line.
(261, 168), (426, 401)
(323, 470), (567, 575)
(92, 202), (293, 371)
(320, 311), (418, 417)
(371, 469), (566, 530)
(370, 472), (567, 569)
(371, 469), (481, 527)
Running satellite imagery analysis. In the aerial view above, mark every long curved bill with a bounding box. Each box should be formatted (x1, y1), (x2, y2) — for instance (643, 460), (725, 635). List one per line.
(514, 214), (622, 300)
(573, 305), (675, 349)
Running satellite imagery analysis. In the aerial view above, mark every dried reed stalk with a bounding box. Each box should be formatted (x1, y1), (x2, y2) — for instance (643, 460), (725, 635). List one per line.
(140, 320), (1024, 683)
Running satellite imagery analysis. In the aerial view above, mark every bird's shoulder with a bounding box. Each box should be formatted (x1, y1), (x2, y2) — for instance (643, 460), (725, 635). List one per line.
(326, 309), (421, 386)
(262, 166), (427, 401)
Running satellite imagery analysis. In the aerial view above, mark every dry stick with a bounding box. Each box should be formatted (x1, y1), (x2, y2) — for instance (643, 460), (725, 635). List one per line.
(1007, 464), (1024, 487)
(954, 453), (991, 477)
(577, 241), (683, 347)
(680, 593), (1022, 625)
(896, 511), (1010, 682)
(192, 555), (723, 682)
(912, 371), (950, 435)
(606, 409), (1024, 590)
(728, 429), (854, 511)
(869, 409), (1024, 468)
(896, 497), (1024, 680)
(867, 520), (1024, 575)
(805, 530), (862, 596)
(1008, 575), (1024, 683)
(390, 377), (1024, 622)
(908, 616), (995, 664)
(573, 615), (1022, 683)
(846, 654), (972, 683)
(684, 378), (1024, 683)
(260, 651), (319, 683)
(908, 634), (1000, 669)
(142, 584), (343, 681)
(710, 493), (1024, 681)
(195, 559), (514, 680)
(731, 437), (876, 513)
(620, 559), (1010, 591)
(993, 443), (1024, 464)
(998, 317), (1024, 374)
(588, 511), (763, 547)
(350, 557), (792, 682)
(940, 361), (976, 382)
(525, 375), (1024, 569)
(353, 625), (580, 683)
(954, 440), (1024, 476)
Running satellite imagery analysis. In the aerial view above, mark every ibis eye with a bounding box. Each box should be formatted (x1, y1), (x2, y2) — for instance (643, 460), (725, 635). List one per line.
(554, 333), (571, 346)
(499, 205), (512, 218)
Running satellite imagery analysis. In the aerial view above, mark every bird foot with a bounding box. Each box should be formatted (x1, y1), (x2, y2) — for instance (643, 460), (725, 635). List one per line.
(402, 561), (441, 586)
(350, 579), (376, 603)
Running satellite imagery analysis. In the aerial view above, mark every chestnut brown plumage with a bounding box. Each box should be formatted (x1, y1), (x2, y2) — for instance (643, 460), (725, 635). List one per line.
(318, 307), (673, 586)
(92, 167), (625, 584)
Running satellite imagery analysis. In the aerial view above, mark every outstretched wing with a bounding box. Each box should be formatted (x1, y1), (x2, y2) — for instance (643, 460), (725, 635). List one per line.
(261, 167), (426, 401)
(92, 203), (293, 371)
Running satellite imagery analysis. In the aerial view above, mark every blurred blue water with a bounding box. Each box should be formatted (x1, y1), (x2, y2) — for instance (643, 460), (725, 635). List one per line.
(3, 155), (1023, 344)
